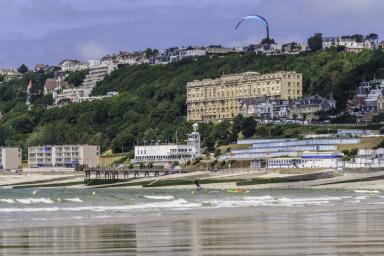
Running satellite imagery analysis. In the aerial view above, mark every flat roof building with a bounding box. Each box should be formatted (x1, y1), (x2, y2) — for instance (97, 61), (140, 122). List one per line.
(0, 148), (22, 170)
(266, 151), (344, 169)
(134, 124), (201, 164)
(28, 145), (100, 168)
(186, 71), (303, 121)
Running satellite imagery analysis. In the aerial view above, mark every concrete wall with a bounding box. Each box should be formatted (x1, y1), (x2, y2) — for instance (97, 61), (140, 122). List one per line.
(80, 145), (100, 168)
(2, 148), (22, 170)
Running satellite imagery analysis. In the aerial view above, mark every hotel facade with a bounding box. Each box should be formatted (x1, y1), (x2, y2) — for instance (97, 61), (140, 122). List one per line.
(186, 71), (303, 121)
(28, 145), (100, 168)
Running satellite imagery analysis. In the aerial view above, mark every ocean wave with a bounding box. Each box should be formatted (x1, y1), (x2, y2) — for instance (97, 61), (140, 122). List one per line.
(243, 195), (275, 201)
(0, 199), (16, 204)
(15, 198), (54, 204)
(0, 199), (200, 213)
(353, 190), (380, 194)
(276, 196), (347, 206)
(200, 195), (351, 208)
(143, 195), (175, 200)
(62, 197), (84, 203)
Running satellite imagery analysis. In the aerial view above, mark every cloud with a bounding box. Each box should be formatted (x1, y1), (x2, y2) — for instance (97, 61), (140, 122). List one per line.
(78, 41), (109, 60)
(0, 0), (383, 68)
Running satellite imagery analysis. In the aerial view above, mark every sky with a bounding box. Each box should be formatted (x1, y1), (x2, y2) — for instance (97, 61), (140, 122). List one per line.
(0, 0), (383, 68)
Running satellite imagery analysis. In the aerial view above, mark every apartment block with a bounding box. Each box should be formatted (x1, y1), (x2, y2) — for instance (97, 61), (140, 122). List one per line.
(0, 148), (22, 170)
(28, 145), (100, 168)
(186, 71), (302, 121)
(82, 65), (116, 89)
(54, 87), (92, 104)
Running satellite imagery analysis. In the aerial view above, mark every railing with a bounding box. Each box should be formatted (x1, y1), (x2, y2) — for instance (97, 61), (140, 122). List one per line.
(84, 168), (188, 180)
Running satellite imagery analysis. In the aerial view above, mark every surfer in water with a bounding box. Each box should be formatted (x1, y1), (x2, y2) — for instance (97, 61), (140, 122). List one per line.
(195, 180), (203, 191)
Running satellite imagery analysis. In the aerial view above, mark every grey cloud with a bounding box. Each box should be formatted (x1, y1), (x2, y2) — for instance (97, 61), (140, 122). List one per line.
(0, 0), (383, 68)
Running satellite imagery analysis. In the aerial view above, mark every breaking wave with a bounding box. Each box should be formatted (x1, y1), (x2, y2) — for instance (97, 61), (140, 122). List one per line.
(15, 198), (54, 204)
(353, 190), (380, 194)
(143, 195), (175, 200)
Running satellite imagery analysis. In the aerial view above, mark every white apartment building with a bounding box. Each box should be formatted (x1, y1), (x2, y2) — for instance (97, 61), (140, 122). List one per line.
(82, 65), (112, 89)
(59, 60), (87, 72)
(0, 148), (22, 170)
(54, 87), (92, 104)
(322, 37), (373, 53)
(28, 145), (100, 168)
(134, 124), (201, 164)
(72, 92), (119, 103)
(180, 49), (207, 58)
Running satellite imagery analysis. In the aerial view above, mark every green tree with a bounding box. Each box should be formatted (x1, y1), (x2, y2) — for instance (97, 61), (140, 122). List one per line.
(366, 33), (379, 40)
(111, 129), (136, 153)
(145, 48), (159, 58)
(261, 37), (276, 44)
(351, 34), (364, 43)
(5, 114), (35, 134)
(17, 64), (29, 74)
(307, 33), (323, 52)
(241, 117), (256, 138)
(65, 69), (89, 87)
(203, 136), (215, 152)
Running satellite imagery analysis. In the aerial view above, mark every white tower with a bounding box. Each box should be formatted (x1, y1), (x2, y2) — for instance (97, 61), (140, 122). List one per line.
(187, 123), (201, 156)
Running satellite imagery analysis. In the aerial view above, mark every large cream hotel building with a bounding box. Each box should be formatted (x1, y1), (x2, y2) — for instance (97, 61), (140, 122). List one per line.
(186, 71), (303, 121)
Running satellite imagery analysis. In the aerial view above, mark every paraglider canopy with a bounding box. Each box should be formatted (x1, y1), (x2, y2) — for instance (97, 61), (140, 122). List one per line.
(235, 15), (270, 39)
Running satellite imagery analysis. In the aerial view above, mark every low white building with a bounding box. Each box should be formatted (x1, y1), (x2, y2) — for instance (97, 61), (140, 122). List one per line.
(28, 145), (100, 168)
(0, 148), (22, 170)
(180, 48), (206, 58)
(322, 37), (373, 53)
(345, 148), (384, 168)
(59, 59), (85, 72)
(72, 92), (119, 103)
(54, 87), (93, 104)
(134, 124), (201, 164)
(266, 151), (344, 169)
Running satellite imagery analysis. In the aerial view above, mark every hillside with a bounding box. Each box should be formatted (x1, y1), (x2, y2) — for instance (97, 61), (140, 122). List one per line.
(0, 49), (384, 157)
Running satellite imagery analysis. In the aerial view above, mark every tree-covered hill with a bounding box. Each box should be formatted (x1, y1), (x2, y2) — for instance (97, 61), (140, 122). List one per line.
(1, 49), (384, 157)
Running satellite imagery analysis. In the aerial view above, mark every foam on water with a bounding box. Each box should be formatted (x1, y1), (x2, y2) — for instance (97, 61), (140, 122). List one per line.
(63, 198), (83, 203)
(0, 199), (201, 213)
(243, 195), (275, 201)
(202, 195), (350, 208)
(143, 195), (175, 200)
(353, 190), (380, 194)
(0, 199), (16, 204)
(15, 198), (54, 204)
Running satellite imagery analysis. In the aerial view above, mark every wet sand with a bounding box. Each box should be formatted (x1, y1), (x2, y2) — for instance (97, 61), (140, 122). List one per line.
(1, 206), (384, 255)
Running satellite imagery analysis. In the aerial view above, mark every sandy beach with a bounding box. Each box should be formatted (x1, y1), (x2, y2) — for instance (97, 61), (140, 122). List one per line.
(2, 168), (384, 190)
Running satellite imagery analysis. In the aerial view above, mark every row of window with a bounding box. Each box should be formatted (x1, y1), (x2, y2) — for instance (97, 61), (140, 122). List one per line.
(135, 155), (193, 160)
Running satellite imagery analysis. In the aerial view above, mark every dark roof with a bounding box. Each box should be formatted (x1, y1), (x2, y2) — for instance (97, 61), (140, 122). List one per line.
(44, 79), (58, 90)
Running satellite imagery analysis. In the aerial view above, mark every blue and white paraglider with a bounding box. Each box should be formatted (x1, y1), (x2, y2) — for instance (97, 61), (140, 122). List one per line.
(235, 15), (270, 39)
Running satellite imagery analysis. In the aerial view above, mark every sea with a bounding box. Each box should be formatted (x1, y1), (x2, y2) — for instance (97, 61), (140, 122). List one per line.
(1, 188), (384, 255)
